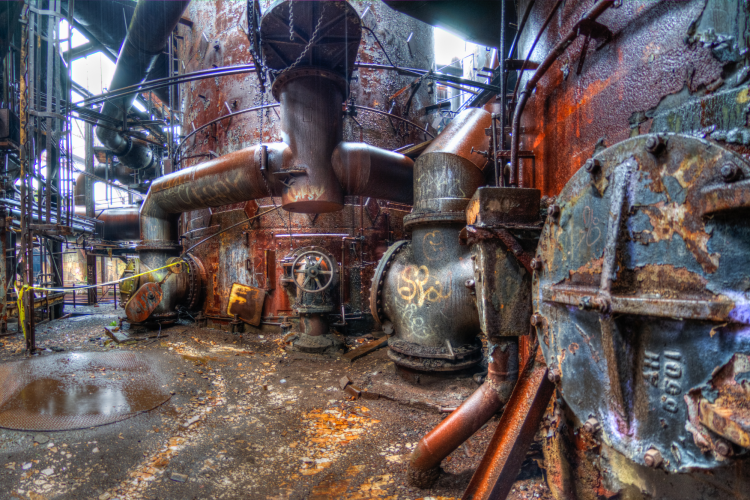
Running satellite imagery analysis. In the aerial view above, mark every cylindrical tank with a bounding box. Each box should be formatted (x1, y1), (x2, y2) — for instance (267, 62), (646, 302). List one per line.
(173, 0), (434, 333)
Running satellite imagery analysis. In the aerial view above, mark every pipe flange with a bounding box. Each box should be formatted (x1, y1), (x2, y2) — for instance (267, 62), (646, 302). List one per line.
(387, 338), (484, 372)
(183, 254), (206, 311)
(369, 240), (409, 326)
(271, 66), (348, 102)
(403, 211), (467, 230)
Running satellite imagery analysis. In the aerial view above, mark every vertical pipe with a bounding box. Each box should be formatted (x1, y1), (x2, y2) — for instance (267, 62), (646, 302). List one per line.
(496, 0), (505, 187)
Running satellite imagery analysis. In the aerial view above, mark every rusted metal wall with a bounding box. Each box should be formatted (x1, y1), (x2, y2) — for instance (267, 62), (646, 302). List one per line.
(516, 0), (748, 196)
(175, 0), (433, 331)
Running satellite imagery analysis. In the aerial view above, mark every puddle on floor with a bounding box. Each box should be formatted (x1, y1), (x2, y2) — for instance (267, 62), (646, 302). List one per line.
(0, 351), (170, 431)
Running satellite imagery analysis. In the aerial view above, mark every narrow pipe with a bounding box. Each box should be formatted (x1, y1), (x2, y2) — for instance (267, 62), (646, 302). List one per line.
(408, 339), (519, 488)
(95, 0), (190, 171)
(510, 0), (614, 186)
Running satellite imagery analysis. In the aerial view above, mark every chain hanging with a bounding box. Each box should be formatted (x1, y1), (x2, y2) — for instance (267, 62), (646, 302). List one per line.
(272, 3), (327, 77)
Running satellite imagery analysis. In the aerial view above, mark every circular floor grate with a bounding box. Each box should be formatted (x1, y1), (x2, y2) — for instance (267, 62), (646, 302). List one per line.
(0, 351), (170, 431)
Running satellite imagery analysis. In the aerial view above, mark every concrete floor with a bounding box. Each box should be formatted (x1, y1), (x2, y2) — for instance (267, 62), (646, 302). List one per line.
(0, 305), (553, 500)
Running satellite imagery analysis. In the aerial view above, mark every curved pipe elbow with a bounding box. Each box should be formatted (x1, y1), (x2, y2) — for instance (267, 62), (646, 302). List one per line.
(332, 142), (414, 204)
(139, 143), (288, 244)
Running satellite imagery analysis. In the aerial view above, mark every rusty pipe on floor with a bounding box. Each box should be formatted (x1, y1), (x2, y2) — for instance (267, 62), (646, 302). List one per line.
(408, 338), (519, 488)
(96, 0), (190, 171)
(462, 346), (555, 500)
(509, 0), (614, 185)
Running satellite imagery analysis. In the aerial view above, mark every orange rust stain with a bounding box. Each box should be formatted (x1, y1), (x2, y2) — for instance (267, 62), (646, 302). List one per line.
(640, 202), (719, 273)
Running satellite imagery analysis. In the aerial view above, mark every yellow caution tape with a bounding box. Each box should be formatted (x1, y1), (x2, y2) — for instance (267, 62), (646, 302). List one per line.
(13, 259), (186, 339)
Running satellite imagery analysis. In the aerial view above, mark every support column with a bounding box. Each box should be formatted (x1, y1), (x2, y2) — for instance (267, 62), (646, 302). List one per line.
(85, 122), (97, 305)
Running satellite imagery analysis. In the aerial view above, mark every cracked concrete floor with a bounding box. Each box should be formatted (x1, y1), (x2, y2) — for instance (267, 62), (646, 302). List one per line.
(0, 306), (552, 500)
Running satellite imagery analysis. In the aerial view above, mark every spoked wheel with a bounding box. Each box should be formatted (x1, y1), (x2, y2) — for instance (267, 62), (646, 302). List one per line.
(291, 250), (336, 293)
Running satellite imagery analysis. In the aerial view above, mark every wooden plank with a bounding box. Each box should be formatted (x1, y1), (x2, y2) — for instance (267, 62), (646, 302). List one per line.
(343, 336), (388, 362)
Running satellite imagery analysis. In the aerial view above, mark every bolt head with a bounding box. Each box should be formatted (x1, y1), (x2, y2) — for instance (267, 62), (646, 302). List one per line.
(548, 204), (560, 218)
(715, 439), (732, 457)
(645, 135), (666, 154)
(644, 449), (663, 468)
(721, 163), (741, 182)
(530, 313), (543, 326)
(530, 258), (542, 271)
(548, 369), (561, 384)
(583, 417), (601, 434)
(147, 292), (155, 301)
(464, 279), (476, 289)
(584, 158), (601, 173)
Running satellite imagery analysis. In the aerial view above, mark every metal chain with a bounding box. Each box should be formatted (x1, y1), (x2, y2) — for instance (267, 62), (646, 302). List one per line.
(288, 1), (294, 41)
(271, 3), (327, 76)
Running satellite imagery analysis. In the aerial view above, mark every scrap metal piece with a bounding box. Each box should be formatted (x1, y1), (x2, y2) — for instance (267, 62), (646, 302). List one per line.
(124, 283), (163, 324)
(227, 283), (265, 327)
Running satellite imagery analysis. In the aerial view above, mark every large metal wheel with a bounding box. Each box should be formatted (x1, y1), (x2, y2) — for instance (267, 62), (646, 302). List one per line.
(291, 250), (336, 294)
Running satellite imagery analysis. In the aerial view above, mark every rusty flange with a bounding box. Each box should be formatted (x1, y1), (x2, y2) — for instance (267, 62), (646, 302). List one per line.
(369, 240), (409, 327)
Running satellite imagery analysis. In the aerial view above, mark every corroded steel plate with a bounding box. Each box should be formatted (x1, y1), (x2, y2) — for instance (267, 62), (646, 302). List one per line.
(124, 282), (163, 323)
(227, 283), (265, 326)
(0, 352), (170, 431)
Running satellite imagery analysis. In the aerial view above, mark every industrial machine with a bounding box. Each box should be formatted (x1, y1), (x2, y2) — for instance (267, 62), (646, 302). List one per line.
(3, 0), (750, 498)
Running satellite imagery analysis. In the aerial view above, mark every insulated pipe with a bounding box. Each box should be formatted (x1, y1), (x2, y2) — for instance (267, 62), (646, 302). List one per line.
(408, 339), (519, 488)
(509, 0), (614, 185)
(331, 142), (414, 204)
(95, 0), (190, 171)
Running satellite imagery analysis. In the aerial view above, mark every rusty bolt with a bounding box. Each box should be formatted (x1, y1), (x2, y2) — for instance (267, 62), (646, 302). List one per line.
(644, 449), (663, 468)
(721, 163), (741, 182)
(464, 279), (476, 290)
(530, 313), (544, 326)
(584, 158), (601, 173)
(715, 439), (733, 457)
(645, 135), (666, 154)
(147, 292), (155, 301)
(548, 368), (561, 384)
(547, 204), (560, 218)
(530, 258), (543, 271)
(583, 418), (601, 434)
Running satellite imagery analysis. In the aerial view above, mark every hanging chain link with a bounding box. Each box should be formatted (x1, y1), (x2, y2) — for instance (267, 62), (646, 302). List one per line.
(272, 3), (327, 77)
(288, 1), (294, 41)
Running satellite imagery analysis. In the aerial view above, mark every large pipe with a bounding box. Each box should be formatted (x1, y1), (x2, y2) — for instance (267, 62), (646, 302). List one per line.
(332, 143), (414, 204)
(509, 0), (614, 185)
(409, 339), (519, 488)
(75, 206), (140, 241)
(139, 143), (287, 246)
(95, 0), (190, 171)
(372, 108), (491, 371)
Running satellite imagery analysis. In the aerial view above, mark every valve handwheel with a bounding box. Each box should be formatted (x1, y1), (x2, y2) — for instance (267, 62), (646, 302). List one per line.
(291, 250), (336, 293)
